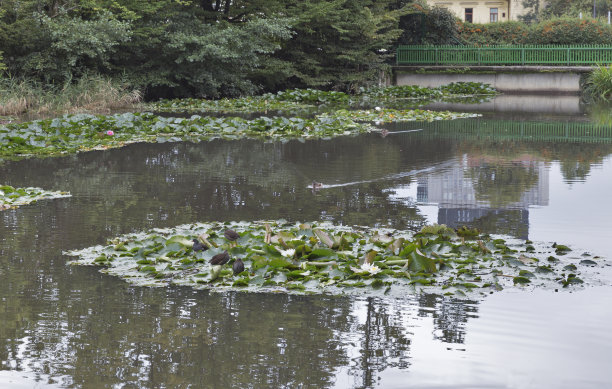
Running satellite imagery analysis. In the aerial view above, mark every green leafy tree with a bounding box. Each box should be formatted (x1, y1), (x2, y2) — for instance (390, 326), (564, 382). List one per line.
(0, 0), (131, 83)
(540, 0), (612, 19)
(397, 3), (459, 45)
(520, 0), (541, 23)
(255, 0), (405, 92)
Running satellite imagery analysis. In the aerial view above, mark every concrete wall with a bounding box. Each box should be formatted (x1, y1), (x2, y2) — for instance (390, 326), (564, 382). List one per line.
(423, 94), (583, 115)
(395, 71), (582, 94)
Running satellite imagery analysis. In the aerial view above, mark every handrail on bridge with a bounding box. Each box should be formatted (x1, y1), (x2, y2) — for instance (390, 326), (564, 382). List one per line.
(396, 45), (612, 66)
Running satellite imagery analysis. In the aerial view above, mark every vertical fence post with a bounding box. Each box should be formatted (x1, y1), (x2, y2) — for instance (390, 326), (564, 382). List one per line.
(435, 48), (439, 65)
(567, 47), (570, 66)
(521, 47), (525, 65)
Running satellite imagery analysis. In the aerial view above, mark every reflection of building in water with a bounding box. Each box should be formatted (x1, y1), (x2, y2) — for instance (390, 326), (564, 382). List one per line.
(417, 156), (549, 239)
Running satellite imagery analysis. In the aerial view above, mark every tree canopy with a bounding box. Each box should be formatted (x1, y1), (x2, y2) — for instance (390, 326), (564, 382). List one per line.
(0, 0), (413, 98)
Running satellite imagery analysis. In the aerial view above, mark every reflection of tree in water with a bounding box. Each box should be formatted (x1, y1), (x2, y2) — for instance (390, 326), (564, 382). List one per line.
(418, 294), (478, 345)
(467, 161), (539, 208)
(0, 202), (481, 388)
(552, 143), (610, 183)
(458, 209), (529, 240)
(347, 294), (479, 387)
(351, 297), (412, 388)
(458, 139), (612, 184)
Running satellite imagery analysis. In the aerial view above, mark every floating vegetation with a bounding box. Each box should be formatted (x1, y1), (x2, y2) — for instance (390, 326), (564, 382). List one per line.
(439, 82), (497, 96)
(0, 107), (478, 159)
(0, 185), (71, 210)
(64, 221), (605, 297)
(323, 108), (480, 123)
(148, 83), (497, 114)
(148, 96), (313, 114)
(265, 88), (352, 104)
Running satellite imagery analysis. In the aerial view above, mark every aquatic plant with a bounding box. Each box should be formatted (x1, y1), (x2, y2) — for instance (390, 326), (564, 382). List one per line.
(0, 185), (71, 210)
(0, 108), (479, 160)
(324, 108), (480, 123)
(65, 220), (604, 297)
(585, 65), (612, 100)
(148, 83), (497, 114)
(438, 82), (497, 96)
(149, 96), (313, 114)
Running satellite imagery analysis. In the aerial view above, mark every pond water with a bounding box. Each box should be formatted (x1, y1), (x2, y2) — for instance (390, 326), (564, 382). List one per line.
(1, 99), (612, 388)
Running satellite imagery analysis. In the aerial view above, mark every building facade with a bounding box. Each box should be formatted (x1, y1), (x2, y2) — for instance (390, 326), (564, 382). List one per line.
(426, 0), (532, 23)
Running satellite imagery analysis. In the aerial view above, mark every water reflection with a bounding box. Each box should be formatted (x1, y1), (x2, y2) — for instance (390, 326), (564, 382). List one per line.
(1, 116), (612, 387)
(424, 94), (585, 116)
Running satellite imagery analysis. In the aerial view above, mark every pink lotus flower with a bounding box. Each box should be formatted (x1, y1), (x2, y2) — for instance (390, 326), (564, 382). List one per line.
(106, 130), (114, 136)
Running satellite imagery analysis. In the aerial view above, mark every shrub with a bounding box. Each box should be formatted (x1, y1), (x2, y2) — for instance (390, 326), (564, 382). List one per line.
(528, 17), (612, 44)
(398, 4), (459, 45)
(458, 21), (530, 45)
(585, 65), (612, 100)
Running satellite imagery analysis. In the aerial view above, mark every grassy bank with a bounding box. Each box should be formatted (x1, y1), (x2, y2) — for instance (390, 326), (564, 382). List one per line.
(0, 75), (142, 122)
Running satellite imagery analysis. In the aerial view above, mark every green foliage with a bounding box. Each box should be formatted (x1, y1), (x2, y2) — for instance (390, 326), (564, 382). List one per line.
(160, 17), (294, 98)
(365, 85), (443, 99)
(438, 82), (496, 96)
(540, 0), (612, 20)
(520, 0), (541, 23)
(66, 220), (593, 296)
(322, 108), (479, 123)
(458, 18), (612, 45)
(0, 74), (141, 117)
(585, 65), (612, 100)
(149, 83), (497, 114)
(0, 3), (131, 83)
(39, 12), (131, 82)
(397, 3), (459, 45)
(0, 185), (70, 210)
(267, 89), (351, 104)
(1, 0), (408, 97)
(529, 17), (612, 44)
(255, 0), (405, 91)
(0, 104), (481, 159)
(459, 21), (530, 45)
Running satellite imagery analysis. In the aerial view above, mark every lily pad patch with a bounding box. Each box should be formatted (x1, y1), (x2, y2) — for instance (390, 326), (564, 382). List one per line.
(148, 83), (497, 114)
(1, 108), (479, 160)
(0, 185), (71, 210)
(64, 221), (606, 297)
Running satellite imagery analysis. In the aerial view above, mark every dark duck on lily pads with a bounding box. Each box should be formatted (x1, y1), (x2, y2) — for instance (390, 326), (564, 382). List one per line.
(210, 251), (230, 265)
(192, 239), (207, 252)
(233, 258), (245, 275)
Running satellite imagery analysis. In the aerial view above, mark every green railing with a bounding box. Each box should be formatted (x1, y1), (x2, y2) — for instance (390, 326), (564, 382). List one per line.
(396, 45), (612, 66)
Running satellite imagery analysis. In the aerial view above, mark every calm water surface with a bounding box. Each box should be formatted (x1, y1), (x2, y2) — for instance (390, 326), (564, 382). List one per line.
(1, 109), (612, 388)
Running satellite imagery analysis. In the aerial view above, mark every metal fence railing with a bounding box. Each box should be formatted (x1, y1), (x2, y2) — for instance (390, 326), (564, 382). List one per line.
(396, 45), (612, 66)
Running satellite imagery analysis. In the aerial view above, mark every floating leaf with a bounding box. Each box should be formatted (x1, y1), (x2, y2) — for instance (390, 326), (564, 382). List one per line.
(513, 276), (531, 285)
(64, 220), (604, 297)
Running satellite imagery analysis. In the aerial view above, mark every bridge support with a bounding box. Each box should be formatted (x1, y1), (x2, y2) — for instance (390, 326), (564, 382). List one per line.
(393, 66), (592, 94)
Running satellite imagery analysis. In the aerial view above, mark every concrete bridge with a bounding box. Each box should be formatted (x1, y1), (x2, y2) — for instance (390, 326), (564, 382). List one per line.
(393, 45), (611, 93)
(393, 66), (591, 94)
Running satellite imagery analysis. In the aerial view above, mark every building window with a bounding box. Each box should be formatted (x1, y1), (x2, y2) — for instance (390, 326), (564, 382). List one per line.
(490, 8), (499, 22)
(465, 8), (473, 23)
